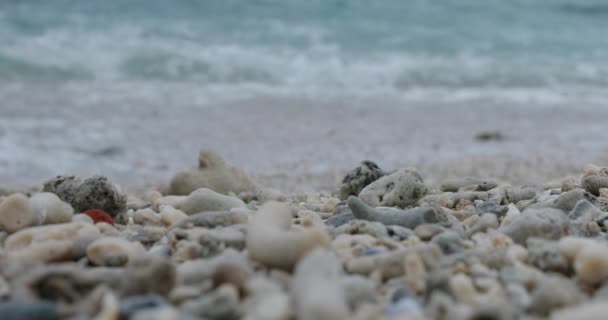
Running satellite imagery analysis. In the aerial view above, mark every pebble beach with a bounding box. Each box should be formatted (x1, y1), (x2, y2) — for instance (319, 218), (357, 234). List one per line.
(2, 149), (608, 320)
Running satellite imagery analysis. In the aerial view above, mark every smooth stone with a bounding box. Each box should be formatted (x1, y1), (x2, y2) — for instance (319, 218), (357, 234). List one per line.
(72, 213), (94, 224)
(347, 196), (446, 229)
(552, 189), (596, 213)
(247, 202), (330, 270)
(338, 161), (386, 200)
(386, 225), (414, 240)
(168, 150), (257, 196)
(159, 206), (188, 227)
(440, 177), (498, 192)
(526, 238), (568, 272)
(359, 168), (427, 208)
(498, 208), (567, 245)
(553, 301), (608, 320)
(132, 307), (194, 320)
(528, 276), (586, 316)
(0, 193), (37, 233)
(243, 276), (291, 320)
(133, 208), (162, 226)
(86, 237), (146, 266)
(42, 175), (127, 216)
(505, 186), (538, 204)
(467, 213), (499, 236)
(177, 188), (246, 215)
(121, 255), (176, 296)
(431, 231), (464, 255)
(414, 224), (445, 241)
(324, 212), (354, 227)
(28, 192), (74, 225)
(0, 301), (59, 320)
(181, 285), (242, 320)
(120, 294), (167, 319)
(4, 222), (100, 262)
(333, 219), (389, 238)
(172, 209), (248, 229)
(475, 202), (508, 217)
(293, 249), (350, 320)
(582, 175), (608, 196)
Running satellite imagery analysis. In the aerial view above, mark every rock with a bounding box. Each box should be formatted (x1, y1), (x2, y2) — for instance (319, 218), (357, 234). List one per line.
(324, 212), (354, 227)
(498, 208), (567, 245)
(121, 255), (176, 296)
(528, 275), (586, 316)
(347, 196), (446, 229)
(177, 188), (246, 215)
(333, 219), (389, 238)
(414, 224), (445, 241)
(341, 275), (378, 310)
(432, 231), (464, 255)
(440, 178), (498, 192)
(28, 192), (74, 225)
(42, 175), (127, 216)
(133, 208), (162, 226)
(243, 276), (291, 320)
(292, 249), (350, 320)
(86, 237), (146, 266)
(321, 197), (341, 214)
(505, 186), (538, 204)
(467, 214), (499, 236)
(552, 301), (608, 320)
(177, 249), (250, 287)
(246, 202), (330, 270)
(0, 193), (37, 233)
(358, 169), (427, 208)
(582, 175), (608, 196)
(168, 150), (257, 196)
(386, 225), (414, 240)
(120, 294), (167, 319)
(526, 238), (568, 272)
(159, 206), (188, 227)
(4, 222), (100, 262)
(181, 285), (242, 320)
(127, 195), (149, 210)
(404, 253), (427, 294)
(571, 240), (608, 286)
(172, 209), (248, 229)
(338, 161), (386, 200)
(346, 244), (441, 279)
(552, 189), (595, 213)
(72, 213), (94, 224)
(476, 202), (508, 217)
(0, 301), (59, 320)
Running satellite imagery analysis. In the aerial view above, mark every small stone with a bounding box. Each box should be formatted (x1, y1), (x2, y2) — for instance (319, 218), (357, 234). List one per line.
(120, 295), (167, 319)
(28, 192), (74, 225)
(0, 301), (59, 320)
(160, 206), (188, 227)
(526, 238), (568, 272)
(72, 213), (94, 224)
(440, 177), (498, 192)
(133, 208), (162, 226)
(476, 202), (508, 217)
(122, 255), (176, 296)
(243, 276), (291, 320)
(324, 212), (354, 227)
(177, 188), (246, 215)
(498, 208), (567, 245)
(181, 285), (242, 320)
(321, 197), (341, 213)
(528, 274), (586, 316)
(0, 193), (37, 233)
(293, 249), (350, 320)
(552, 301), (608, 320)
(86, 237), (146, 266)
(404, 253), (427, 294)
(347, 196), (446, 229)
(42, 175), (127, 216)
(582, 175), (608, 196)
(4, 222), (100, 262)
(358, 168), (428, 208)
(414, 224), (445, 241)
(338, 161), (386, 200)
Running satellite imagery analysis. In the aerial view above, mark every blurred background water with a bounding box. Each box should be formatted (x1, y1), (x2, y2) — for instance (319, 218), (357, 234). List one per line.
(1, 0), (608, 189)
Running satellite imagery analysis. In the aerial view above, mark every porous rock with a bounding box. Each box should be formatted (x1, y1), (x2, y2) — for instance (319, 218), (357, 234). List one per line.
(338, 161), (386, 200)
(43, 175), (127, 217)
(359, 168), (427, 208)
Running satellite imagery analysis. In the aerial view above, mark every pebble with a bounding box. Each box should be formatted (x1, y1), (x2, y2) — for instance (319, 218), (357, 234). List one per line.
(246, 202), (330, 270)
(582, 174), (608, 196)
(0, 194), (37, 233)
(86, 236), (146, 266)
(177, 188), (247, 215)
(338, 161), (386, 200)
(28, 192), (74, 225)
(440, 177), (498, 192)
(498, 208), (567, 245)
(4, 222), (100, 262)
(42, 175), (127, 216)
(358, 168), (428, 208)
(293, 249), (350, 320)
(0, 301), (59, 320)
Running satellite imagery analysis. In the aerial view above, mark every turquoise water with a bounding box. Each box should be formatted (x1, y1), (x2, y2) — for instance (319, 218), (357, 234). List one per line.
(1, 0), (608, 103)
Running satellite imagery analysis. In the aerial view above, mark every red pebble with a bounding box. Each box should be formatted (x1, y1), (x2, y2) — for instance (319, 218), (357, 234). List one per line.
(85, 209), (114, 225)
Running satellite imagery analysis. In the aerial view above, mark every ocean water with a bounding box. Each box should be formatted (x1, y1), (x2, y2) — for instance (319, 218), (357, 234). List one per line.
(1, 0), (608, 104)
(1, 1), (608, 187)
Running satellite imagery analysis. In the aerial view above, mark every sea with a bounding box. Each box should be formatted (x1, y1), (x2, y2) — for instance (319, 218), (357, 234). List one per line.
(1, 0), (608, 188)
